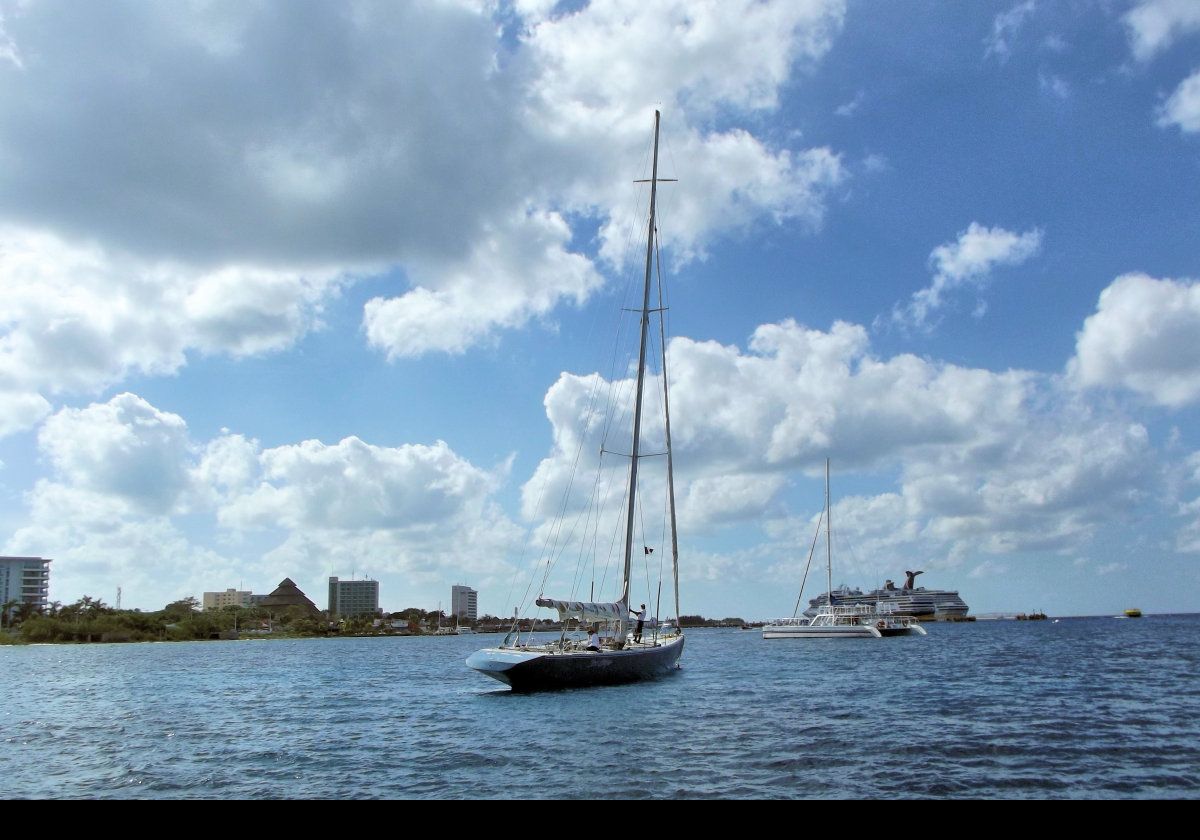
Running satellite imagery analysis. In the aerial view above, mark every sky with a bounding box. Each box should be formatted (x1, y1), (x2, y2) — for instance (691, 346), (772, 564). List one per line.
(1, 0), (1199, 620)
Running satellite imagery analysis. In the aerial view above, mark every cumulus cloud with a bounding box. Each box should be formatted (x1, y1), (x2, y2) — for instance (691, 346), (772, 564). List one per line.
(523, 317), (1154, 584)
(1158, 69), (1200, 133)
(0, 0), (850, 431)
(984, 1), (1037, 62)
(36, 393), (193, 516)
(1070, 273), (1200, 407)
(362, 208), (604, 357)
(891, 223), (1043, 329)
(1124, 0), (1200, 62)
(4, 392), (521, 606)
(219, 436), (503, 532)
(0, 225), (349, 436)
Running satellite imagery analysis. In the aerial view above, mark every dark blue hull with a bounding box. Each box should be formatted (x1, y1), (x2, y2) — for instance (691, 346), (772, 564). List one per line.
(467, 635), (684, 692)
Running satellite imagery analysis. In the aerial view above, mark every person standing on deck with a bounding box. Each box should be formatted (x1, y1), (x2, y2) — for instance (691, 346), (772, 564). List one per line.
(630, 604), (646, 643)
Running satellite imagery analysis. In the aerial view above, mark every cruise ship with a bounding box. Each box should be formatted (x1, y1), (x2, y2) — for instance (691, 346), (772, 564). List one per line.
(804, 571), (970, 620)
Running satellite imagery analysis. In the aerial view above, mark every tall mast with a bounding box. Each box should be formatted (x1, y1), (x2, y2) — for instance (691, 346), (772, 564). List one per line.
(621, 110), (661, 605)
(658, 239), (681, 624)
(826, 458), (832, 601)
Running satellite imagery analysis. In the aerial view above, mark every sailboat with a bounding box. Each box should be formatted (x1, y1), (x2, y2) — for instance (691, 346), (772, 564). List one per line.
(433, 602), (457, 635)
(467, 111), (685, 690)
(761, 460), (926, 639)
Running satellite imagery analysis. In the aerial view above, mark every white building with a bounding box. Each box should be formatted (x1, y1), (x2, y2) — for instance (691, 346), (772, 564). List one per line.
(0, 556), (51, 623)
(202, 589), (254, 611)
(451, 584), (477, 620)
(328, 577), (380, 617)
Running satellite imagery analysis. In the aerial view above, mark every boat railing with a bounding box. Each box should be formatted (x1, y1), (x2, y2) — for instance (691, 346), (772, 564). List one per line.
(763, 617), (812, 626)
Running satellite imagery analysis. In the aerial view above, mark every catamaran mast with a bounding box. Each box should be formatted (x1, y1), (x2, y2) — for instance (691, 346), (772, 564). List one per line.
(826, 458), (833, 602)
(620, 109), (662, 606)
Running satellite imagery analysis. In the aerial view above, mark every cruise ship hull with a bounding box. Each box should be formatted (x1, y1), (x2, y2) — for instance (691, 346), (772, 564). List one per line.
(807, 588), (969, 620)
(467, 635), (684, 691)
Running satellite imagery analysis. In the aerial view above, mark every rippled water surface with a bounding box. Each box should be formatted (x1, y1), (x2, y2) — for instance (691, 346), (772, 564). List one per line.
(4, 615), (1199, 798)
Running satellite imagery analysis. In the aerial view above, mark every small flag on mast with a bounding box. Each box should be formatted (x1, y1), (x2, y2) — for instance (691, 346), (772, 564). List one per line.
(644, 546), (654, 554)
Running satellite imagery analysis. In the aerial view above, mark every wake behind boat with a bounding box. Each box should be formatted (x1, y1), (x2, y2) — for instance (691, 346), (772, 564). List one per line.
(468, 111), (685, 690)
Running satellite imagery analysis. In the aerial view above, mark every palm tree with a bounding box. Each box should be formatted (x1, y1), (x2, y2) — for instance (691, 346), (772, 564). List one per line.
(1, 599), (18, 629)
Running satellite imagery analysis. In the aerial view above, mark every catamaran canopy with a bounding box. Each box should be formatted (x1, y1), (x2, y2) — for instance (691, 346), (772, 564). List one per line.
(536, 598), (626, 623)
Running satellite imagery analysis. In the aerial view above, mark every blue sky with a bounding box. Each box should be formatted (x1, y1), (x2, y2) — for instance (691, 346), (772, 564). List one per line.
(2, 0), (1199, 620)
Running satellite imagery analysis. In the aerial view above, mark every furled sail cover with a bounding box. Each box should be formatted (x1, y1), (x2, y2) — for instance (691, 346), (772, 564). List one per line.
(536, 598), (626, 622)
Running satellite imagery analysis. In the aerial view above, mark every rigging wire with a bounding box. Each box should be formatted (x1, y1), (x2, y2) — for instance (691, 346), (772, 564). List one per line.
(792, 508), (825, 618)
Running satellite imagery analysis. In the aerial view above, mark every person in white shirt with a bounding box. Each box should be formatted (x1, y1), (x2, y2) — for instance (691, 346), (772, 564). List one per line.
(587, 628), (601, 651)
(630, 604), (646, 643)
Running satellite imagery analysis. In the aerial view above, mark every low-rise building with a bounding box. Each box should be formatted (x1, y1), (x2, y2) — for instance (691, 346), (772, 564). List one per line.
(202, 589), (254, 611)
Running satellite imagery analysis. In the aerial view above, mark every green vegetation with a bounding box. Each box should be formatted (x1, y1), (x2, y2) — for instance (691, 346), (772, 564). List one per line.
(0, 599), (669, 645)
(1, 596), (327, 644)
(679, 615), (746, 628)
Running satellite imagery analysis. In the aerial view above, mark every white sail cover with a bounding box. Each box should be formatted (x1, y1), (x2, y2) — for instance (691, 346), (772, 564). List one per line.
(536, 597), (626, 622)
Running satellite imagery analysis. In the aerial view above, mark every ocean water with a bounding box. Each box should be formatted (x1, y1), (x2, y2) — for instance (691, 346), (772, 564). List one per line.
(3, 615), (1198, 799)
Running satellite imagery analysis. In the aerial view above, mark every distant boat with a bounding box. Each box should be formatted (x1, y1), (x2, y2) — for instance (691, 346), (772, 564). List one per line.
(803, 570), (970, 620)
(762, 460), (926, 640)
(1124, 608), (1143, 618)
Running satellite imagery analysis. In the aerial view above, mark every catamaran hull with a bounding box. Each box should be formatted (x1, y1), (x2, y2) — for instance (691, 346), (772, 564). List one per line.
(467, 635), (685, 691)
(762, 625), (882, 639)
(762, 624), (925, 639)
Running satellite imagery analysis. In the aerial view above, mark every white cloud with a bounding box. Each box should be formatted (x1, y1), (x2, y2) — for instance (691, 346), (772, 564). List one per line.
(1070, 273), (1200, 407)
(1124, 0), (1200, 62)
(969, 560), (1010, 578)
(219, 436), (503, 532)
(1179, 496), (1200, 553)
(1158, 68), (1200, 133)
(362, 208), (603, 357)
(1039, 72), (1071, 100)
(1177, 451), (1200, 553)
(0, 389), (50, 438)
(836, 91), (864, 117)
(5, 392), (522, 607)
(37, 393), (193, 516)
(678, 473), (787, 530)
(0, 226), (348, 436)
(0, 1), (851, 405)
(985, 1), (1037, 62)
(891, 223), (1043, 329)
(0, 7), (21, 69)
(360, 0), (849, 356)
(525, 318), (1153, 577)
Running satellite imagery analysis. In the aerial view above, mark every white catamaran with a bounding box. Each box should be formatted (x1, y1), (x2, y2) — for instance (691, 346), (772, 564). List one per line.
(762, 460), (926, 639)
(467, 111), (685, 690)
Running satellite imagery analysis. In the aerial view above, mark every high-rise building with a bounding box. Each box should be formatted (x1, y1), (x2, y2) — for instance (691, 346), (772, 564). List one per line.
(0, 556), (51, 624)
(328, 577), (380, 617)
(451, 584), (477, 620)
(202, 589), (253, 611)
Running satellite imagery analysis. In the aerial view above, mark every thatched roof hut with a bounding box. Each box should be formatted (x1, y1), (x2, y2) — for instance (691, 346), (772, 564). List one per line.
(259, 578), (320, 615)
